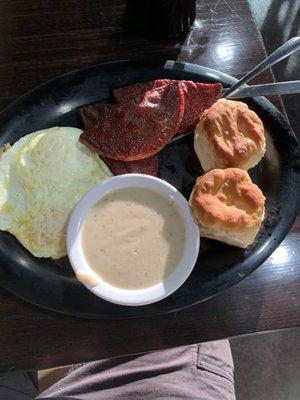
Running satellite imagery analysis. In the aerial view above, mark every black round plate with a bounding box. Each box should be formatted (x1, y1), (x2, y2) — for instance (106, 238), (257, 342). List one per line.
(0, 60), (299, 319)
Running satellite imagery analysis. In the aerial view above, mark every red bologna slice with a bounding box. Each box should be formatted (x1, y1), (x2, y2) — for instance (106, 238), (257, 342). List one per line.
(80, 103), (104, 129)
(113, 79), (172, 106)
(104, 155), (159, 176)
(178, 81), (222, 133)
(114, 79), (221, 134)
(80, 81), (184, 161)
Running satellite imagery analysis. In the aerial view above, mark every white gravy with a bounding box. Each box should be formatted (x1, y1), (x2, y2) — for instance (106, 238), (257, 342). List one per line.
(82, 188), (186, 289)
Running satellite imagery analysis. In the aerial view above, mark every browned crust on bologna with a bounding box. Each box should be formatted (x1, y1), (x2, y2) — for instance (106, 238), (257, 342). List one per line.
(104, 155), (159, 176)
(114, 79), (222, 134)
(80, 103), (105, 129)
(178, 81), (222, 133)
(80, 81), (185, 161)
(113, 79), (171, 105)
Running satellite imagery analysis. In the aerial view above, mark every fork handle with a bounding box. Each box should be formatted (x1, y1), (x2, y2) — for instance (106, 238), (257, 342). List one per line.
(224, 37), (300, 98)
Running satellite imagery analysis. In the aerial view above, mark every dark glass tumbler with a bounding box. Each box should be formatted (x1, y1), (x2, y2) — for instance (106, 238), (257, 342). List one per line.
(125, 0), (196, 40)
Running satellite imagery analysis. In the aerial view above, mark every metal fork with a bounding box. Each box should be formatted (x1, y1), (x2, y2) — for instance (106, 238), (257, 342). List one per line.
(170, 36), (300, 144)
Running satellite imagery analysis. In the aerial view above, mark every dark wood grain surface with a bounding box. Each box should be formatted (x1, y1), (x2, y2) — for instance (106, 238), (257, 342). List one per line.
(0, 0), (298, 372)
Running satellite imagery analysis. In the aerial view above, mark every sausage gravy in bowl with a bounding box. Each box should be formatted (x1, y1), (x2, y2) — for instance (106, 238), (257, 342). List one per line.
(67, 174), (199, 306)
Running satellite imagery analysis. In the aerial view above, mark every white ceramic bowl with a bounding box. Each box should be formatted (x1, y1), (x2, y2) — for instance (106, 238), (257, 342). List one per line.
(67, 174), (200, 306)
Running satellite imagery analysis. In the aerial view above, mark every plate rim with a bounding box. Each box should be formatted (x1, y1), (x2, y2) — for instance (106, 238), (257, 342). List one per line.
(0, 59), (299, 319)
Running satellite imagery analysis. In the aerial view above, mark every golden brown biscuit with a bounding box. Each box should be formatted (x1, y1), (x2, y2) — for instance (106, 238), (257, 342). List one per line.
(189, 168), (265, 248)
(194, 99), (266, 171)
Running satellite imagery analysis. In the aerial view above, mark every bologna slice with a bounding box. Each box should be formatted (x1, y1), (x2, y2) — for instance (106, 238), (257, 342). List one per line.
(114, 79), (222, 134)
(81, 103), (104, 129)
(113, 79), (171, 106)
(178, 81), (222, 133)
(80, 81), (184, 161)
(104, 155), (159, 176)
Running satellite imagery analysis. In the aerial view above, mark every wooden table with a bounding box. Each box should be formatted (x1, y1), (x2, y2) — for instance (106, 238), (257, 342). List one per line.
(0, 0), (299, 373)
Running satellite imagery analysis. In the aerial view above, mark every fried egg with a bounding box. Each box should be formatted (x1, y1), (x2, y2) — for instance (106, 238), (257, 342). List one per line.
(0, 127), (112, 259)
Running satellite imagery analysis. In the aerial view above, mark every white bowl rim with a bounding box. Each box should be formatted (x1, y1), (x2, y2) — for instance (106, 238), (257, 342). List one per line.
(67, 174), (200, 306)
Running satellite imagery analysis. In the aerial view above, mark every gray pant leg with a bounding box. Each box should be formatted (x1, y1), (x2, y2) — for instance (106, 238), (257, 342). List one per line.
(0, 371), (38, 400)
(38, 340), (235, 400)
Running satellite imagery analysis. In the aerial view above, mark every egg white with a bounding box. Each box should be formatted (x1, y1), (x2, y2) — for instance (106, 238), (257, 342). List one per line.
(0, 127), (112, 259)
